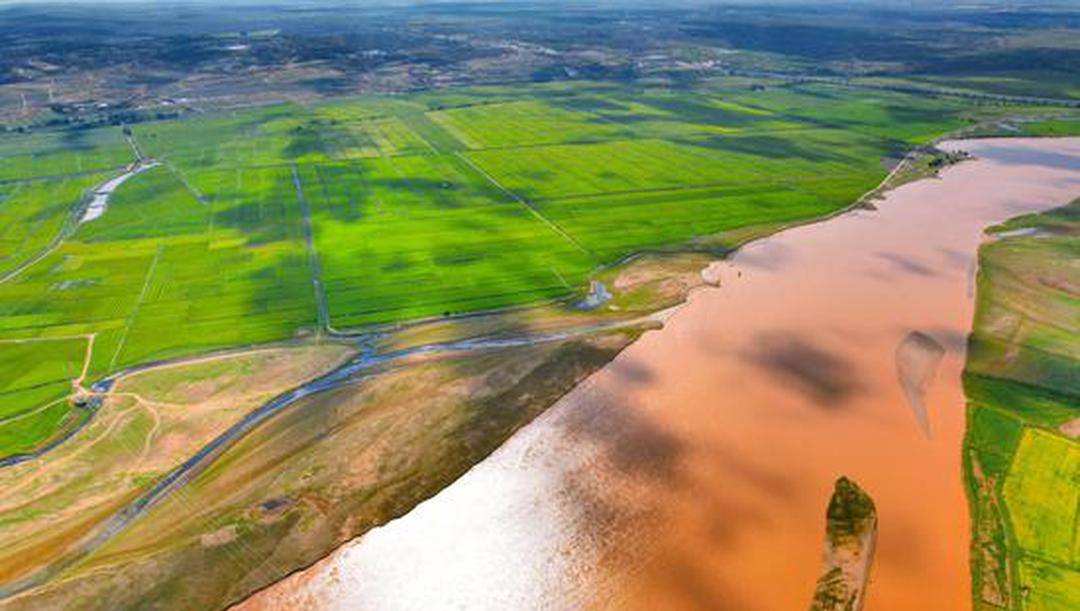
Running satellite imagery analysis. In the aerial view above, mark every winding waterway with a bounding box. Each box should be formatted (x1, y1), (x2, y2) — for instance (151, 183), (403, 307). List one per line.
(239, 138), (1080, 611)
(80, 160), (159, 224)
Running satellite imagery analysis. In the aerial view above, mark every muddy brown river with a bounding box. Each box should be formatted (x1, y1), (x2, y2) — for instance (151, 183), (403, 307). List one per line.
(238, 138), (1080, 611)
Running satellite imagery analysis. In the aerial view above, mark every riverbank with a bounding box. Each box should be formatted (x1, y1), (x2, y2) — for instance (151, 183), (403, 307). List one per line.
(963, 198), (1080, 610)
(233, 137), (1080, 611)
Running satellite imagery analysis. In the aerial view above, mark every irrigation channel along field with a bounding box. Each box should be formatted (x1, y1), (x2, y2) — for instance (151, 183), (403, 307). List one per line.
(0, 78), (1078, 609)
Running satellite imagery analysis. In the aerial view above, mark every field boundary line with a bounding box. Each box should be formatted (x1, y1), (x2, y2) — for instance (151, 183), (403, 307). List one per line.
(453, 152), (595, 259)
(667, 137), (859, 204)
(0, 181), (24, 207)
(109, 245), (163, 371)
(0, 334), (90, 344)
(0, 396), (69, 427)
(456, 127), (818, 153)
(74, 333), (96, 391)
(290, 163), (331, 335)
(396, 111), (466, 153)
(403, 114), (443, 155)
(0, 205), (82, 286)
(548, 264), (572, 289)
(0, 166), (127, 187)
(419, 112), (472, 151)
(163, 161), (207, 204)
(125, 130), (146, 163)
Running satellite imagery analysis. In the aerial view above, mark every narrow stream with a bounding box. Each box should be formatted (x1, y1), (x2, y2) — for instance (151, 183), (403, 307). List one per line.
(80, 161), (159, 224)
(237, 137), (1080, 611)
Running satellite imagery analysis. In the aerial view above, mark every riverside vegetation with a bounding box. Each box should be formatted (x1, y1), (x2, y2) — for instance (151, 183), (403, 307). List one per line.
(964, 200), (1080, 611)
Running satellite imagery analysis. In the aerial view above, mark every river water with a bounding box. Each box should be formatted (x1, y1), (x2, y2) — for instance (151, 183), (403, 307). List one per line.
(237, 138), (1080, 611)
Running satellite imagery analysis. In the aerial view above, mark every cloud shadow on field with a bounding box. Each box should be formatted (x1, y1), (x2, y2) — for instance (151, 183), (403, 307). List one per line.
(691, 134), (847, 163)
(739, 332), (864, 407)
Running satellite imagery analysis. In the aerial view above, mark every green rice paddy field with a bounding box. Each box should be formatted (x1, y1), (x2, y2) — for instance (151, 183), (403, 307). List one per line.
(0, 78), (1065, 456)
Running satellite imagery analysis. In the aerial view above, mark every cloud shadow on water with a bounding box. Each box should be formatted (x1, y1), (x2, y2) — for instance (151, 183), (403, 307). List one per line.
(976, 146), (1080, 171)
(559, 392), (686, 485)
(875, 251), (937, 277)
(740, 333), (865, 408)
(937, 247), (971, 271)
(607, 358), (654, 385)
(736, 241), (792, 272)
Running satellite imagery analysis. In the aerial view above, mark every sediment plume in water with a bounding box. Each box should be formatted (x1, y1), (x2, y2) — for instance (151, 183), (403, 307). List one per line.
(810, 477), (878, 611)
(895, 331), (946, 437)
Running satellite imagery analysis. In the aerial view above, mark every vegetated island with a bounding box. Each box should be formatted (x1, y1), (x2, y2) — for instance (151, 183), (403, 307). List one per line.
(809, 477), (878, 611)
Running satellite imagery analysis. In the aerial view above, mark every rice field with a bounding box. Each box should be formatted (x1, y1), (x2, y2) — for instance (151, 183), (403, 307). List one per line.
(1019, 560), (1080, 610)
(1003, 429), (1080, 565)
(427, 99), (624, 148)
(1019, 116), (1080, 137)
(0, 78), (1041, 456)
(0, 337), (87, 455)
(298, 155), (595, 326)
(0, 164), (314, 452)
(0, 174), (106, 277)
(0, 127), (133, 181)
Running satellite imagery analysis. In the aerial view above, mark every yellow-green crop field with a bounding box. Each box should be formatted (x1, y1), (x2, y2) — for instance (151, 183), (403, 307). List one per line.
(964, 201), (1080, 611)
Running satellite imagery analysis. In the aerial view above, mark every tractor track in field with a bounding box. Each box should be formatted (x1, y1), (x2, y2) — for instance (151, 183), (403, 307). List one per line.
(453, 152), (597, 260)
(290, 163), (331, 336)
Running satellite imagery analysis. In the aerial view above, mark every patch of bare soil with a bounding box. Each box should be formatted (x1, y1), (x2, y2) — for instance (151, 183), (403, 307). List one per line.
(1058, 417), (1080, 438)
(0, 345), (353, 589)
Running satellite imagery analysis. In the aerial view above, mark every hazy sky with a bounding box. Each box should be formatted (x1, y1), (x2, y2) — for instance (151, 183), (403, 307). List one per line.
(0, 0), (1066, 8)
